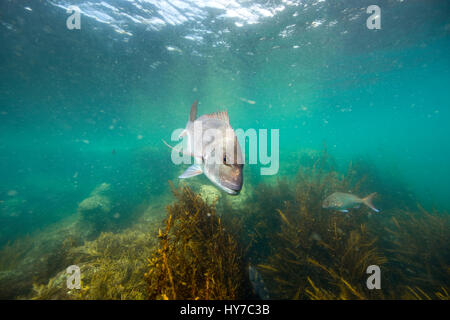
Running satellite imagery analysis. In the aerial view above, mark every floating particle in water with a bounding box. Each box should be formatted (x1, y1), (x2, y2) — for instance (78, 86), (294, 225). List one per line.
(166, 46), (182, 53)
(73, 172), (78, 178)
(137, 135), (143, 140)
(311, 20), (324, 28)
(82, 140), (90, 144)
(7, 190), (18, 196)
(113, 213), (120, 219)
(24, 7), (32, 11)
(240, 97), (256, 105)
(150, 61), (162, 69)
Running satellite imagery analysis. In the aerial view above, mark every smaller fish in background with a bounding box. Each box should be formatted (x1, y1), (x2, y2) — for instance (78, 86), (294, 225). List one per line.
(322, 192), (379, 213)
(248, 264), (270, 300)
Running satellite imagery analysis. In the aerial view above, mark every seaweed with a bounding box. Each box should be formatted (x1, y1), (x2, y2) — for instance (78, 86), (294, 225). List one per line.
(4, 147), (449, 300)
(0, 235), (34, 271)
(241, 149), (449, 300)
(32, 227), (157, 300)
(382, 205), (450, 297)
(145, 182), (246, 300)
(243, 150), (387, 299)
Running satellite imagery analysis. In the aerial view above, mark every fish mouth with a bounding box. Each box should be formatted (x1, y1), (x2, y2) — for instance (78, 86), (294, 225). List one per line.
(220, 182), (241, 195)
(219, 180), (242, 195)
(217, 167), (243, 195)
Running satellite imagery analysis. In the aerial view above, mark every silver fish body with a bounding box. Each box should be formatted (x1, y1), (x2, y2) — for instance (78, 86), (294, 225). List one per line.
(322, 192), (379, 213)
(176, 101), (243, 195)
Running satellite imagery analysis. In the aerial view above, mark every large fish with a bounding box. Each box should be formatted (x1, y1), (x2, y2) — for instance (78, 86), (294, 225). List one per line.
(166, 100), (243, 195)
(322, 192), (379, 213)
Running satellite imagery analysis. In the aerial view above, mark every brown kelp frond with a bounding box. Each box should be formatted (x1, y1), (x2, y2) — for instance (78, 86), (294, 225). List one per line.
(435, 287), (450, 300)
(146, 183), (245, 300)
(401, 286), (449, 300)
(262, 205), (386, 300)
(383, 206), (449, 291)
(304, 277), (337, 300)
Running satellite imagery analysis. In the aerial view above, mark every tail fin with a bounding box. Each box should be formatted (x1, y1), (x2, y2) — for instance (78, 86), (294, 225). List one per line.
(362, 192), (379, 212)
(190, 100), (198, 121)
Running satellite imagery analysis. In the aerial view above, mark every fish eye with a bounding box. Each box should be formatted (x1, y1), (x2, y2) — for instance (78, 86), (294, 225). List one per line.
(223, 155), (231, 166)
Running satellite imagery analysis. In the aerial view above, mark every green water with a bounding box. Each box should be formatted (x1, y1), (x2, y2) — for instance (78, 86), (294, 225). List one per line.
(0, 0), (449, 299)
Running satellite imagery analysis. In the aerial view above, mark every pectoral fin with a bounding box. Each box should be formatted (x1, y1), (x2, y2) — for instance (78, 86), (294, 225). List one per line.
(178, 129), (187, 138)
(179, 164), (203, 179)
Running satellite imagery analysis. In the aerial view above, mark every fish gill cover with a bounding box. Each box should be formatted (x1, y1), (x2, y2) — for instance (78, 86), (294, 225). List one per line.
(0, 0), (449, 300)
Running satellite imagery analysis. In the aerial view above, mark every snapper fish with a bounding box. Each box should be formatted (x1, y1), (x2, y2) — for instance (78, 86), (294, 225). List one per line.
(322, 192), (379, 213)
(164, 100), (243, 195)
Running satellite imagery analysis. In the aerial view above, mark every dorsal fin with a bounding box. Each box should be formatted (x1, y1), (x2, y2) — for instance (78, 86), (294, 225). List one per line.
(190, 100), (198, 122)
(205, 109), (229, 124)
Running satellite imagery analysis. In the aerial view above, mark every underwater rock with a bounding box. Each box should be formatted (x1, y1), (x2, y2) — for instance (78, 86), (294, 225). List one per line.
(78, 194), (111, 215)
(199, 185), (221, 205)
(248, 265), (270, 300)
(75, 183), (113, 239)
(90, 182), (111, 196)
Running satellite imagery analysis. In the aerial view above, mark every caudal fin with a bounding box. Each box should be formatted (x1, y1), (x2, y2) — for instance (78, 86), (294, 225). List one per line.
(190, 100), (198, 121)
(362, 192), (379, 212)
